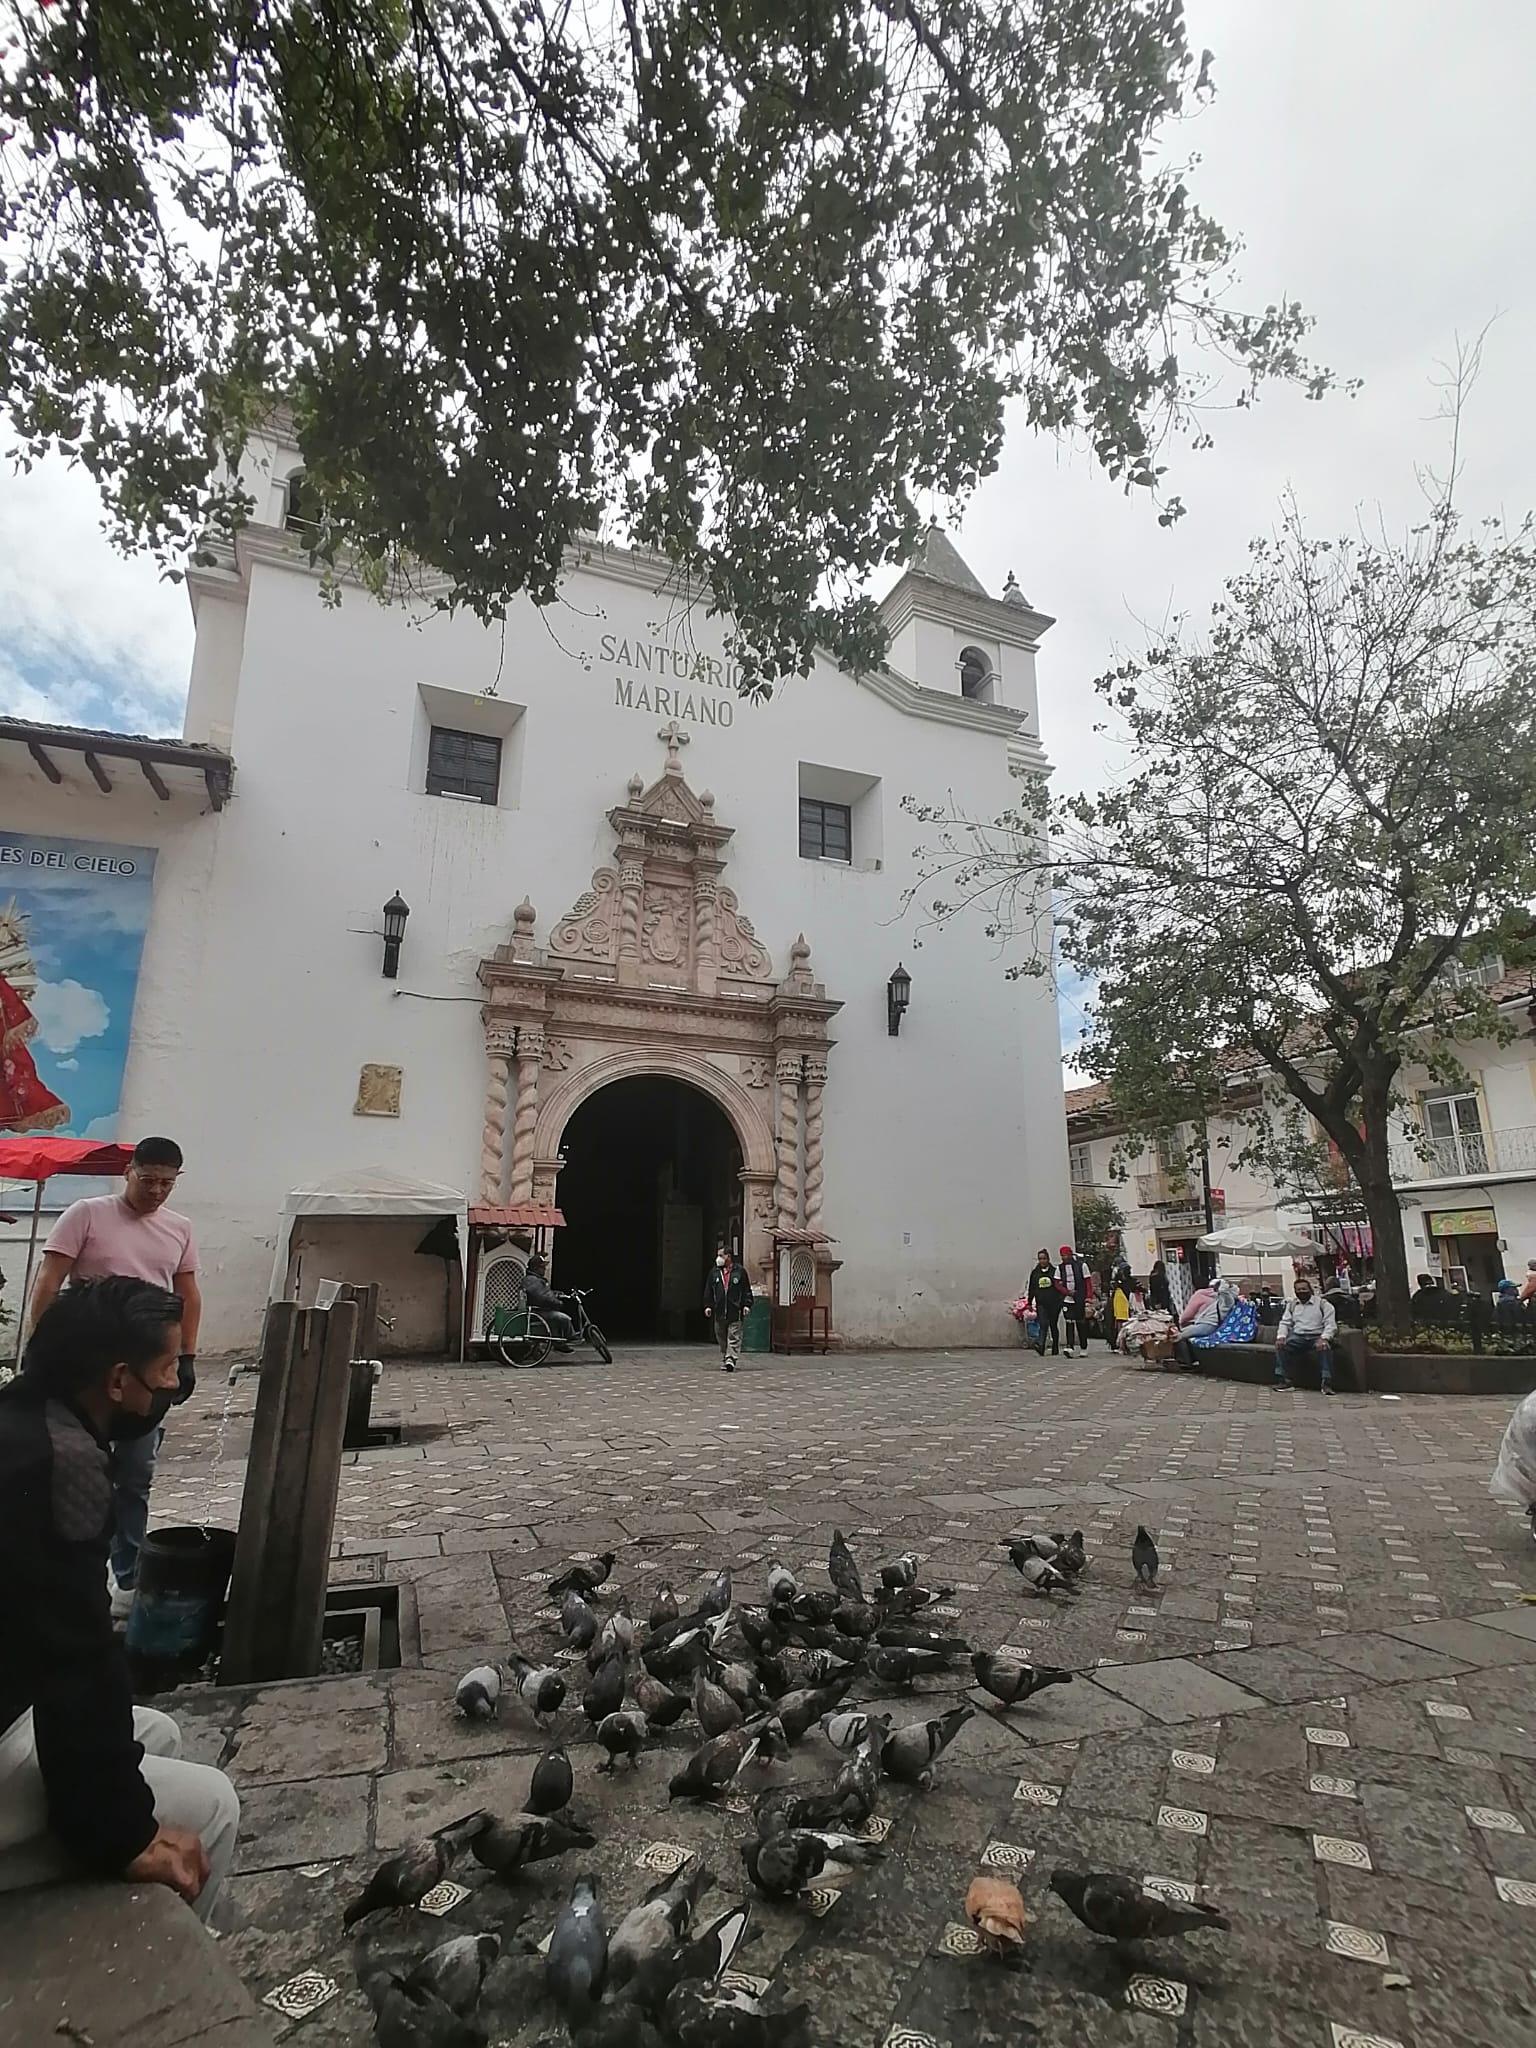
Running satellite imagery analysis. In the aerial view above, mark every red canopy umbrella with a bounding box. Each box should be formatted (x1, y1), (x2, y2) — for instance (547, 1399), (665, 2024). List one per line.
(0, 1136), (135, 1343)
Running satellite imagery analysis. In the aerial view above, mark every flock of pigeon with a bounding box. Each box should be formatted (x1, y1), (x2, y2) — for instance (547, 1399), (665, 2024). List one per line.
(342, 1521), (1227, 2045)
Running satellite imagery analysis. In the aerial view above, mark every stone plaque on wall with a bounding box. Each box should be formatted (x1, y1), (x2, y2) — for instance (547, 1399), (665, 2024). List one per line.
(354, 1063), (402, 1117)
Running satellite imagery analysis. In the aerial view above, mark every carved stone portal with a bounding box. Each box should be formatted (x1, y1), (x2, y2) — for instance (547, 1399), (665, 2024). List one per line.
(477, 736), (839, 1287)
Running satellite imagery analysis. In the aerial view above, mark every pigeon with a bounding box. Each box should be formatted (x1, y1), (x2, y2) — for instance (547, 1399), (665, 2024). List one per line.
(508, 1647), (567, 1721)
(867, 1644), (953, 1686)
(694, 1669), (745, 1737)
(665, 1983), (812, 2048)
(712, 1659), (768, 1715)
(404, 1931), (502, 2015)
(373, 1978), (486, 2048)
(571, 2005), (666, 2048)
(529, 1743), (573, 1815)
(1014, 1552), (1074, 1598)
(548, 1872), (607, 2017)
(827, 1530), (865, 1605)
(1055, 1529), (1088, 1576)
(454, 1664), (502, 1721)
(753, 1780), (858, 1834)
(469, 1810), (597, 1877)
(833, 1726), (885, 1824)
(588, 1598), (636, 1670)
(562, 1591), (601, 1650)
(618, 1900), (750, 2019)
(342, 1813), (486, 1926)
(1133, 1527), (1160, 1587)
(820, 1707), (888, 1754)
(650, 1583), (680, 1630)
(830, 1599), (877, 1638)
(735, 1605), (783, 1657)
(876, 1582), (953, 1620)
(786, 1587), (840, 1627)
(971, 1650), (1074, 1710)
(767, 1562), (799, 1605)
(596, 1708), (649, 1771)
(1002, 1533), (1059, 1564)
(583, 1651), (627, 1726)
(669, 1721), (782, 1802)
(643, 1624), (708, 1685)
(607, 1853), (714, 1991)
(874, 1623), (967, 1655)
(772, 1674), (857, 1745)
(964, 1875), (1029, 1959)
(881, 1706), (974, 1788)
(743, 1826), (883, 1900)
(878, 1551), (918, 1592)
(548, 1554), (617, 1601)
(634, 1670), (691, 1728)
(698, 1568), (733, 1619)
(1049, 1866), (1230, 1941)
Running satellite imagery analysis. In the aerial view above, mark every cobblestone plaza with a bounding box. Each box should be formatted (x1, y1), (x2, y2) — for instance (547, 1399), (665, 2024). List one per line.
(152, 1348), (1536, 2046)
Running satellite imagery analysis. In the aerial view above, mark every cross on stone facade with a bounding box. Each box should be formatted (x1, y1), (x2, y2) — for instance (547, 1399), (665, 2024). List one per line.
(658, 719), (691, 771)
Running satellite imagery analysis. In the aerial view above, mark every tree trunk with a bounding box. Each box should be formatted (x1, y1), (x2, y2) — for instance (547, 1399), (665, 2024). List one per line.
(1357, 1080), (1411, 1339)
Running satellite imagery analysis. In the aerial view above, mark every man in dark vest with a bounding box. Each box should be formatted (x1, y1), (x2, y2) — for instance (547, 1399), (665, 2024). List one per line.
(704, 1246), (753, 1372)
(1058, 1243), (1091, 1356)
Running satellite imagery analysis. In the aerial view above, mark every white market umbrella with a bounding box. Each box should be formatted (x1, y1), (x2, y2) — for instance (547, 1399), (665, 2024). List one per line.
(1197, 1223), (1320, 1257)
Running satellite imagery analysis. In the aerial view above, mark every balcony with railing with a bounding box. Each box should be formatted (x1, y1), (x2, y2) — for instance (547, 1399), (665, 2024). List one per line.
(1389, 1123), (1536, 1182)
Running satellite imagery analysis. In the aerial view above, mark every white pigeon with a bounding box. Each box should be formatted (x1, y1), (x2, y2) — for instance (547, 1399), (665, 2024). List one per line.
(454, 1663), (502, 1719)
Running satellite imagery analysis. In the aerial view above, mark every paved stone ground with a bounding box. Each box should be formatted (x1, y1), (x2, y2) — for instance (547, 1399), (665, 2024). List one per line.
(149, 1346), (1536, 2048)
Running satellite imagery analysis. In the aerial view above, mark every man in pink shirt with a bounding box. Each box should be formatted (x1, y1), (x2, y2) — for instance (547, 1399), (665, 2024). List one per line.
(26, 1138), (202, 1615)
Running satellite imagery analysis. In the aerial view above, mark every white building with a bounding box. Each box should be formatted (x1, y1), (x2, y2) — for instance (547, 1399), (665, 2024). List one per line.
(1, 427), (1071, 1351)
(1067, 959), (1536, 1297)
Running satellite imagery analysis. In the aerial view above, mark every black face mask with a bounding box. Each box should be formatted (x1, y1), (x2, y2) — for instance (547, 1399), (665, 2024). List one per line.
(108, 1380), (177, 1441)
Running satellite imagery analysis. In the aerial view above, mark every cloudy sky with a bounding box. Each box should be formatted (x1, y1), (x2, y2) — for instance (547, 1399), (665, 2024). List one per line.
(1, 1), (1531, 1074)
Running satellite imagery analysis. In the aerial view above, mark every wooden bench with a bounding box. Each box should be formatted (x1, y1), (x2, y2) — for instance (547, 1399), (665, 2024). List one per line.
(0, 1879), (278, 2046)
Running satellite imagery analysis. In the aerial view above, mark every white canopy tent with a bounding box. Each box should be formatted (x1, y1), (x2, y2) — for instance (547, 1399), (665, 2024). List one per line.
(1196, 1223), (1320, 1257)
(266, 1168), (470, 1356)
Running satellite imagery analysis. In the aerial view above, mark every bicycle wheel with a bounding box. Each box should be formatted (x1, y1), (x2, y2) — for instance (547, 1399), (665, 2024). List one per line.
(498, 1312), (553, 1367)
(589, 1323), (612, 1365)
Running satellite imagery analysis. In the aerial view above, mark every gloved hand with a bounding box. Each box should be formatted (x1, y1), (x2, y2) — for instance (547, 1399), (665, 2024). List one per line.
(173, 1352), (197, 1405)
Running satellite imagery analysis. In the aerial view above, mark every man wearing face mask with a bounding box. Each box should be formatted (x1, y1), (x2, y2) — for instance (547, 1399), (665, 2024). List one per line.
(26, 1136), (201, 1618)
(1274, 1275), (1338, 1394)
(704, 1243), (753, 1372)
(0, 1277), (241, 1920)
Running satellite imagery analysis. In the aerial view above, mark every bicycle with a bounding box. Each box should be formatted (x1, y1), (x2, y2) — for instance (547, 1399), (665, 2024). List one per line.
(489, 1286), (611, 1367)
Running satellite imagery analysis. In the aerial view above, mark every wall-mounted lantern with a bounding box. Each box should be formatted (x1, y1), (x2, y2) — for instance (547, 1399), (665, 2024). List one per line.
(381, 892), (410, 979)
(887, 962), (912, 1037)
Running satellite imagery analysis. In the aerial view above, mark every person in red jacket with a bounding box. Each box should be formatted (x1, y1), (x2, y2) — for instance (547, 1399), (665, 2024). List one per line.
(0, 1278), (239, 1921)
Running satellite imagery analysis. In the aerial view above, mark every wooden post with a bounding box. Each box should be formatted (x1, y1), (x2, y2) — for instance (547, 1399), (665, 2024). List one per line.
(220, 1298), (358, 1684)
(340, 1282), (381, 1448)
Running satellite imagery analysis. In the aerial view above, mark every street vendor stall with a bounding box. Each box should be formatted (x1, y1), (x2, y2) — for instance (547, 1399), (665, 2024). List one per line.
(0, 1135), (134, 1353)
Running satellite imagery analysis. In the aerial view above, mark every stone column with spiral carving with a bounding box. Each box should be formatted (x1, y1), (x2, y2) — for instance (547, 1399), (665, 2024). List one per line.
(509, 1029), (545, 1201)
(803, 1055), (827, 1230)
(480, 1049), (512, 1204)
(693, 870), (718, 993)
(618, 857), (644, 974)
(776, 1052), (804, 1232)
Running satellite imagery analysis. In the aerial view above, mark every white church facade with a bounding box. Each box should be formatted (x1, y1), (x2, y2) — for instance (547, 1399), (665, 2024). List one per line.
(0, 424), (1071, 1352)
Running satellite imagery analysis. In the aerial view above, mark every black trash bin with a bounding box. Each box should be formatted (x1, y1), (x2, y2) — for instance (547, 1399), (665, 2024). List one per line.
(125, 1525), (237, 1665)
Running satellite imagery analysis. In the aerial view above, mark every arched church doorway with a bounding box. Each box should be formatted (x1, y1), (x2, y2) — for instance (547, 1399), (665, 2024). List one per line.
(554, 1076), (745, 1341)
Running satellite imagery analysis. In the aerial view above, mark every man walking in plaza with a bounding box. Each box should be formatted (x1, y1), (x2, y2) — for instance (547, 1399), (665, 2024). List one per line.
(25, 1137), (200, 1616)
(0, 1277), (240, 1921)
(1057, 1243), (1090, 1356)
(705, 1244), (752, 1372)
(1274, 1277), (1337, 1393)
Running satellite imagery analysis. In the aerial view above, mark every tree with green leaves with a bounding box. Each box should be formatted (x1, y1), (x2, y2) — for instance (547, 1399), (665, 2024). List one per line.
(910, 386), (1536, 1337)
(1071, 1186), (1125, 1282)
(0, 1), (1332, 687)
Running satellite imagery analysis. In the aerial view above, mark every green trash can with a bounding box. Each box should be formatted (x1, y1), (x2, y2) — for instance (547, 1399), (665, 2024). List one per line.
(743, 1297), (772, 1353)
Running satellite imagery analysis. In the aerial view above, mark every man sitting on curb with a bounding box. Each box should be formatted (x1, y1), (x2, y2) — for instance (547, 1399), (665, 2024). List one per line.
(1274, 1277), (1338, 1394)
(0, 1278), (240, 1923)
